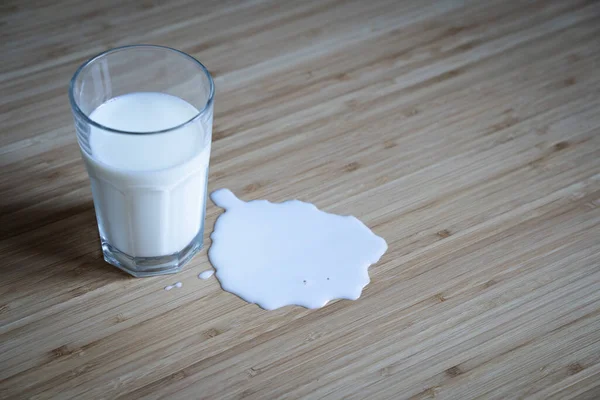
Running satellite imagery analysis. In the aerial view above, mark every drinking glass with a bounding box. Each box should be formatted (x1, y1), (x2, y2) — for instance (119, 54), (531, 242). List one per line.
(69, 45), (214, 277)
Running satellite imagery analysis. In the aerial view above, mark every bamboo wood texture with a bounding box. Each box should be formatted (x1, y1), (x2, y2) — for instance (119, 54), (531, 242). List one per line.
(1, 0), (600, 399)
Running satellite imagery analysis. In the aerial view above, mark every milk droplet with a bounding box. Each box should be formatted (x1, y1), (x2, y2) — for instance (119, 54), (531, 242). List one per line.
(208, 189), (387, 310)
(199, 270), (215, 280)
(165, 282), (182, 291)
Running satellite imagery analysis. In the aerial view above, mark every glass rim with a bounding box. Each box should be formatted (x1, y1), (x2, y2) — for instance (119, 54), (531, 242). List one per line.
(68, 44), (214, 136)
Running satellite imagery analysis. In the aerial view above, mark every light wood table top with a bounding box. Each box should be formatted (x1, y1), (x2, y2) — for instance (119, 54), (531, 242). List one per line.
(1, 0), (600, 398)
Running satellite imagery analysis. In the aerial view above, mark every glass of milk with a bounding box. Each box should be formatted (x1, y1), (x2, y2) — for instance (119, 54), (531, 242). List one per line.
(69, 45), (214, 277)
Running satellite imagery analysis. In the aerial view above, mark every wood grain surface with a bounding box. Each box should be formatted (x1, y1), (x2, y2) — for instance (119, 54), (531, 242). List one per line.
(1, 0), (600, 398)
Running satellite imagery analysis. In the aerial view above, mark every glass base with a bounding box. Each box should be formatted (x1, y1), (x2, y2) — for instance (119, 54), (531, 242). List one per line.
(101, 230), (204, 277)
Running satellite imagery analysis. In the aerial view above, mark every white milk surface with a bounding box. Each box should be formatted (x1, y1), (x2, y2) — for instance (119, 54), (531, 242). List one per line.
(209, 189), (388, 310)
(82, 92), (211, 258)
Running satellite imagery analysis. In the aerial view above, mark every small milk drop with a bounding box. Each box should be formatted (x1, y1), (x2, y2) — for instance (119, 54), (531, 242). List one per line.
(199, 270), (215, 280)
(208, 189), (387, 310)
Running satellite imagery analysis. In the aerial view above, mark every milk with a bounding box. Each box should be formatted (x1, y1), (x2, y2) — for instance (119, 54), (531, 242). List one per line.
(198, 270), (215, 280)
(164, 282), (183, 291)
(209, 189), (388, 310)
(82, 92), (211, 258)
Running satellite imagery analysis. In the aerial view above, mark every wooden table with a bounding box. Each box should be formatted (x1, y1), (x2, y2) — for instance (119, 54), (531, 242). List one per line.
(2, 0), (600, 398)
